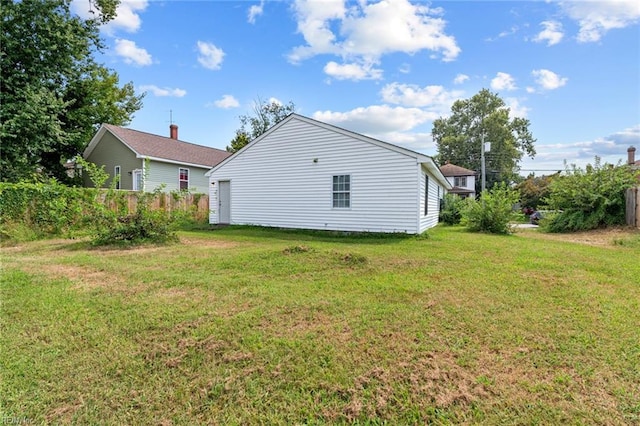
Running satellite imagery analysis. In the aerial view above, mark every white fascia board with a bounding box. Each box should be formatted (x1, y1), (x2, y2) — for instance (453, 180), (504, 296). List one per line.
(421, 159), (453, 190)
(136, 155), (210, 170)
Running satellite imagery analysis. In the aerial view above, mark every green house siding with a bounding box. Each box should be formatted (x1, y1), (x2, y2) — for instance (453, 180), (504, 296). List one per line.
(84, 132), (141, 189)
(146, 161), (210, 193)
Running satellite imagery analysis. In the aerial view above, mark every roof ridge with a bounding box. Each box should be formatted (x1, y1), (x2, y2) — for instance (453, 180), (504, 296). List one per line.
(103, 123), (227, 153)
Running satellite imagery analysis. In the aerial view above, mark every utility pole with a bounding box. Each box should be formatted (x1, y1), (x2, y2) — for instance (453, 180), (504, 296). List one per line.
(480, 130), (486, 193)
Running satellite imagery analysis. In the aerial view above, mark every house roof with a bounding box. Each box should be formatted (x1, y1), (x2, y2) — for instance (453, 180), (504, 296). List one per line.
(206, 113), (453, 190)
(448, 186), (475, 195)
(84, 124), (231, 168)
(440, 163), (476, 177)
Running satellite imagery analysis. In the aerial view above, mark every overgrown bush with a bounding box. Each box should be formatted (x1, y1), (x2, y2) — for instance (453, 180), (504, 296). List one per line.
(0, 159), (193, 245)
(0, 179), (95, 240)
(439, 193), (466, 225)
(78, 158), (179, 246)
(461, 183), (519, 234)
(542, 157), (639, 232)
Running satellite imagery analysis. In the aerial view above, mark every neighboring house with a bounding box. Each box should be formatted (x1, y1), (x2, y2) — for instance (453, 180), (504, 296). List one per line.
(439, 162), (476, 199)
(83, 124), (230, 193)
(206, 113), (452, 234)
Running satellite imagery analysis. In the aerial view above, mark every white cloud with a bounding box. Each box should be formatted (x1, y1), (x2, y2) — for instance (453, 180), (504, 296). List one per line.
(532, 69), (568, 90)
(490, 72), (517, 91)
(71, 0), (148, 35)
(214, 95), (240, 109)
(289, 0), (460, 80)
(453, 73), (469, 84)
(107, 1), (148, 34)
(505, 97), (530, 118)
(531, 125), (640, 167)
(114, 39), (152, 66)
(248, 0), (265, 24)
(398, 63), (411, 74)
(533, 20), (564, 46)
(197, 41), (225, 70)
(313, 105), (436, 135)
(324, 61), (383, 81)
(486, 25), (520, 42)
(380, 83), (463, 115)
(559, 0), (640, 43)
(139, 85), (186, 97)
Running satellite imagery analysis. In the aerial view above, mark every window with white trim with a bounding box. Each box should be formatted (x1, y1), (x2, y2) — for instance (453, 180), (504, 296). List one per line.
(132, 169), (143, 191)
(332, 175), (350, 208)
(454, 176), (467, 187)
(179, 168), (189, 191)
(114, 165), (121, 189)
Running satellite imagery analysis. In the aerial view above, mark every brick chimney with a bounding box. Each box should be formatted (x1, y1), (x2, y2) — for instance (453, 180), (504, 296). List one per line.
(629, 146), (636, 165)
(170, 124), (178, 140)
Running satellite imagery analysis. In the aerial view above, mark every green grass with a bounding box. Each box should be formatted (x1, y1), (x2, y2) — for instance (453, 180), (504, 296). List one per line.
(1, 226), (639, 424)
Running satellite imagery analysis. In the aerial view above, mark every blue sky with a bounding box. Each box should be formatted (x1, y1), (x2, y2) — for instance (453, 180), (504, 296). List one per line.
(73, 0), (640, 174)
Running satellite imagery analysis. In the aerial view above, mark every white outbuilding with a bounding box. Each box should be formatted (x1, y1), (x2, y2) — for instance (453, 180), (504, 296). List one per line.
(206, 114), (452, 234)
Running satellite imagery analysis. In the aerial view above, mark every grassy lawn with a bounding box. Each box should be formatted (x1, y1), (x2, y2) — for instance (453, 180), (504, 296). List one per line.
(1, 226), (639, 424)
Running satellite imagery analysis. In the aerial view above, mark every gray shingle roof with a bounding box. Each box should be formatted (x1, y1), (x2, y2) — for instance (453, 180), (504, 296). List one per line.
(103, 124), (230, 168)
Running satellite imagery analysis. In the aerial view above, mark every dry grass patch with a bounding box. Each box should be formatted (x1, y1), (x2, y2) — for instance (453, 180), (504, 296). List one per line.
(518, 226), (640, 247)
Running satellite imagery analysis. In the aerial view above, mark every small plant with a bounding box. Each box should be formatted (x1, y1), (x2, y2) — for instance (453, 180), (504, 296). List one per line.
(283, 245), (312, 255)
(439, 193), (466, 225)
(461, 183), (519, 234)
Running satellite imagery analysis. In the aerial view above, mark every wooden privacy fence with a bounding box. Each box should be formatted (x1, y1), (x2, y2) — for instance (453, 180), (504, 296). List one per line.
(626, 187), (640, 228)
(109, 192), (209, 222)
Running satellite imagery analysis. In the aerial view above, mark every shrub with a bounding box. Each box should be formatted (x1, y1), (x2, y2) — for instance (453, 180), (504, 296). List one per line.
(439, 193), (466, 225)
(0, 179), (93, 240)
(542, 157), (639, 232)
(461, 183), (519, 234)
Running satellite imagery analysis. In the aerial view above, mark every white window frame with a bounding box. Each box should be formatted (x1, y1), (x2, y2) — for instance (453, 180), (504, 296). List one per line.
(132, 169), (143, 191)
(179, 167), (189, 191)
(114, 165), (121, 190)
(332, 174), (351, 209)
(454, 176), (467, 187)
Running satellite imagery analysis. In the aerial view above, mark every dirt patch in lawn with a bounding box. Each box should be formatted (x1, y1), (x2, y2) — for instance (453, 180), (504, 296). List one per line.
(517, 226), (639, 247)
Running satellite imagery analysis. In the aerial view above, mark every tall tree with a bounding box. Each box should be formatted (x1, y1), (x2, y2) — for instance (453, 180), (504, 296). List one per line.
(432, 89), (536, 193)
(1, 0), (143, 182)
(226, 98), (296, 153)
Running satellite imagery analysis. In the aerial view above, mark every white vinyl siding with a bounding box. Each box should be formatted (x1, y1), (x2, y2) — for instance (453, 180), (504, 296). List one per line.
(418, 167), (442, 233)
(210, 118), (422, 233)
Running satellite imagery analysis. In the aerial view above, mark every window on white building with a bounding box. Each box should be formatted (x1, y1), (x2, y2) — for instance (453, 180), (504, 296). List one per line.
(332, 175), (350, 208)
(454, 176), (467, 187)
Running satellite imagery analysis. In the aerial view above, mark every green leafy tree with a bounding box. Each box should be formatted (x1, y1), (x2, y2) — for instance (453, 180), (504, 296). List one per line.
(226, 98), (295, 153)
(543, 157), (639, 232)
(1, 0), (143, 183)
(516, 173), (558, 210)
(433, 89), (536, 193)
